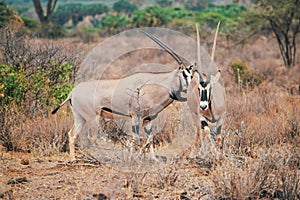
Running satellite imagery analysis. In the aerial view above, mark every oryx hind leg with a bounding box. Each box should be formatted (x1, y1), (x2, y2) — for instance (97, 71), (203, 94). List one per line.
(69, 109), (86, 160)
(86, 115), (100, 147)
(67, 125), (76, 161)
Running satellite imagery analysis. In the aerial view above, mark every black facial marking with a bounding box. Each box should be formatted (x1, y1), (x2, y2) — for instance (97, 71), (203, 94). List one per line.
(182, 70), (188, 78)
(201, 89), (207, 101)
(200, 81), (207, 87)
(186, 65), (192, 73)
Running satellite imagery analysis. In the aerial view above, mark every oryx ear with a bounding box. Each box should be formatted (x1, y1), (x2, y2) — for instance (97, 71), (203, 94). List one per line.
(212, 70), (221, 84)
(190, 70), (199, 87)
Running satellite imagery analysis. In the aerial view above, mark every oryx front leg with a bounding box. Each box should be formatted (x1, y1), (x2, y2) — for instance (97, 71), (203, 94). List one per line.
(192, 115), (208, 147)
(131, 115), (140, 143)
(200, 116), (210, 136)
(126, 116), (141, 159)
(144, 120), (159, 162)
(136, 120), (158, 162)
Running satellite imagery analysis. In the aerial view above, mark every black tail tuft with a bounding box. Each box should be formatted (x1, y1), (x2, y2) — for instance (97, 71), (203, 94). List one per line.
(51, 106), (60, 115)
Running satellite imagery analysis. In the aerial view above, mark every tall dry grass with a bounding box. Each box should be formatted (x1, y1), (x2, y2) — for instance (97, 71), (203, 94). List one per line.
(0, 105), (73, 155)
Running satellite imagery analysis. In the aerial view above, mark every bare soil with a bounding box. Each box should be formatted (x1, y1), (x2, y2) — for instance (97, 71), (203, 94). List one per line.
(1, 147), (214, 199)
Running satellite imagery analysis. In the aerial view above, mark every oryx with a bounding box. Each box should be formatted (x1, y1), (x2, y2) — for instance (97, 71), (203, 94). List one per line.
(52, 31), (194, 161)
(187, 23), (226, 150)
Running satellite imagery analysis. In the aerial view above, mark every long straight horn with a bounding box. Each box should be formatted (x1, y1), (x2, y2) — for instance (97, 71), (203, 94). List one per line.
(141, 30), (184, 66)
(196, 23), (201, 70)
(211, 21), (220, 62)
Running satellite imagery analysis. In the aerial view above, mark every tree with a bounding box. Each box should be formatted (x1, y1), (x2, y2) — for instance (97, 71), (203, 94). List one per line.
(180, 0), (212, 11)
(253, 0), (300, 67)
(156, 0), (173, 7)
(52, 3), (109, 27)
(113, 0), (137, 17)
(132, 6), (171, 27)
(32, 0), (57, 24)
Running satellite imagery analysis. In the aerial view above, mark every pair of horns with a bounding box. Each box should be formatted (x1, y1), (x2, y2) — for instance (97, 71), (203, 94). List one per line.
(142, 21), (220, 70)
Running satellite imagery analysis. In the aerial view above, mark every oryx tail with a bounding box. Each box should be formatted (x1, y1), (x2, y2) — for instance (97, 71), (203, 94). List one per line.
(51, 94), (72, 114)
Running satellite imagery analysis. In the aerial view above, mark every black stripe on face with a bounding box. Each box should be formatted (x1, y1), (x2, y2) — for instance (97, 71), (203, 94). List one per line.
(183, 68), (192, 78)
(200, 81), (207, 87)
(201, 89), (208, 101)
(182, 70), (188, 78)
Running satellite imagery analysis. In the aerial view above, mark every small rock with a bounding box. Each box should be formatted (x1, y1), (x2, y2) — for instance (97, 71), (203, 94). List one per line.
(20, 158), (29, 165)
(92, 193), (108, 200)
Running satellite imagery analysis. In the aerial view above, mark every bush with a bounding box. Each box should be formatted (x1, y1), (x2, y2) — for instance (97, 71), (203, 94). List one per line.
(0, 25), (78, 152)
(0, 24), (78, 114)
(230, 60), (263, 89)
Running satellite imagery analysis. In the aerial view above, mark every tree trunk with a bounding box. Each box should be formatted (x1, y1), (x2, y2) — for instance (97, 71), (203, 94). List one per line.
(270, 19), (297, 68)
(32, 0), (57, 24)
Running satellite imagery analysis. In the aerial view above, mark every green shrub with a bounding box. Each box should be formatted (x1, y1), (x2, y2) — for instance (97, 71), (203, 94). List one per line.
(0, 65), (28, 106)
(0, 63), (73, 112)
(230, 60), (263, 89)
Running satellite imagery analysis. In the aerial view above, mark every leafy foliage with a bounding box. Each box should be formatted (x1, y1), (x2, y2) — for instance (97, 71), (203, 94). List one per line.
(112, 0), (137, 15)
(0, 62), (73, 112)
(184, 0), (212, 11)
(132, 6), (172, 27)
(52, 3), (109, 27)
(98, 14), (130, 35)
(0, 25), (77, 114)
(230, 60), (263, 89)
(0, 1), (21, 28)
(195, 4), (247, 33)
(156, 0), (173, 7)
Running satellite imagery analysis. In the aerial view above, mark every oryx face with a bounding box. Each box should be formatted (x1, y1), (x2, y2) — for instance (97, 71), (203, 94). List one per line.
(198, 71), (221, 111)
(181, 64), (194, 86)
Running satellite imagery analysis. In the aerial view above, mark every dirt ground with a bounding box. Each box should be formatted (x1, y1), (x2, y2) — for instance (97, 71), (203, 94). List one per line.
(0, 146), (215, 199)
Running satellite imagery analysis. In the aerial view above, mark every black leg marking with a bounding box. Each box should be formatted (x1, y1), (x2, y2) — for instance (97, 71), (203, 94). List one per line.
(132, 125), (139, 135)
(201, 121), (208, 129)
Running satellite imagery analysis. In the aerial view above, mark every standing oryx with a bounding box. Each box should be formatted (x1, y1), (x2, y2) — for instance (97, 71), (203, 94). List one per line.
(187, 23), (226, 150)
(52, 31), (194, 161)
